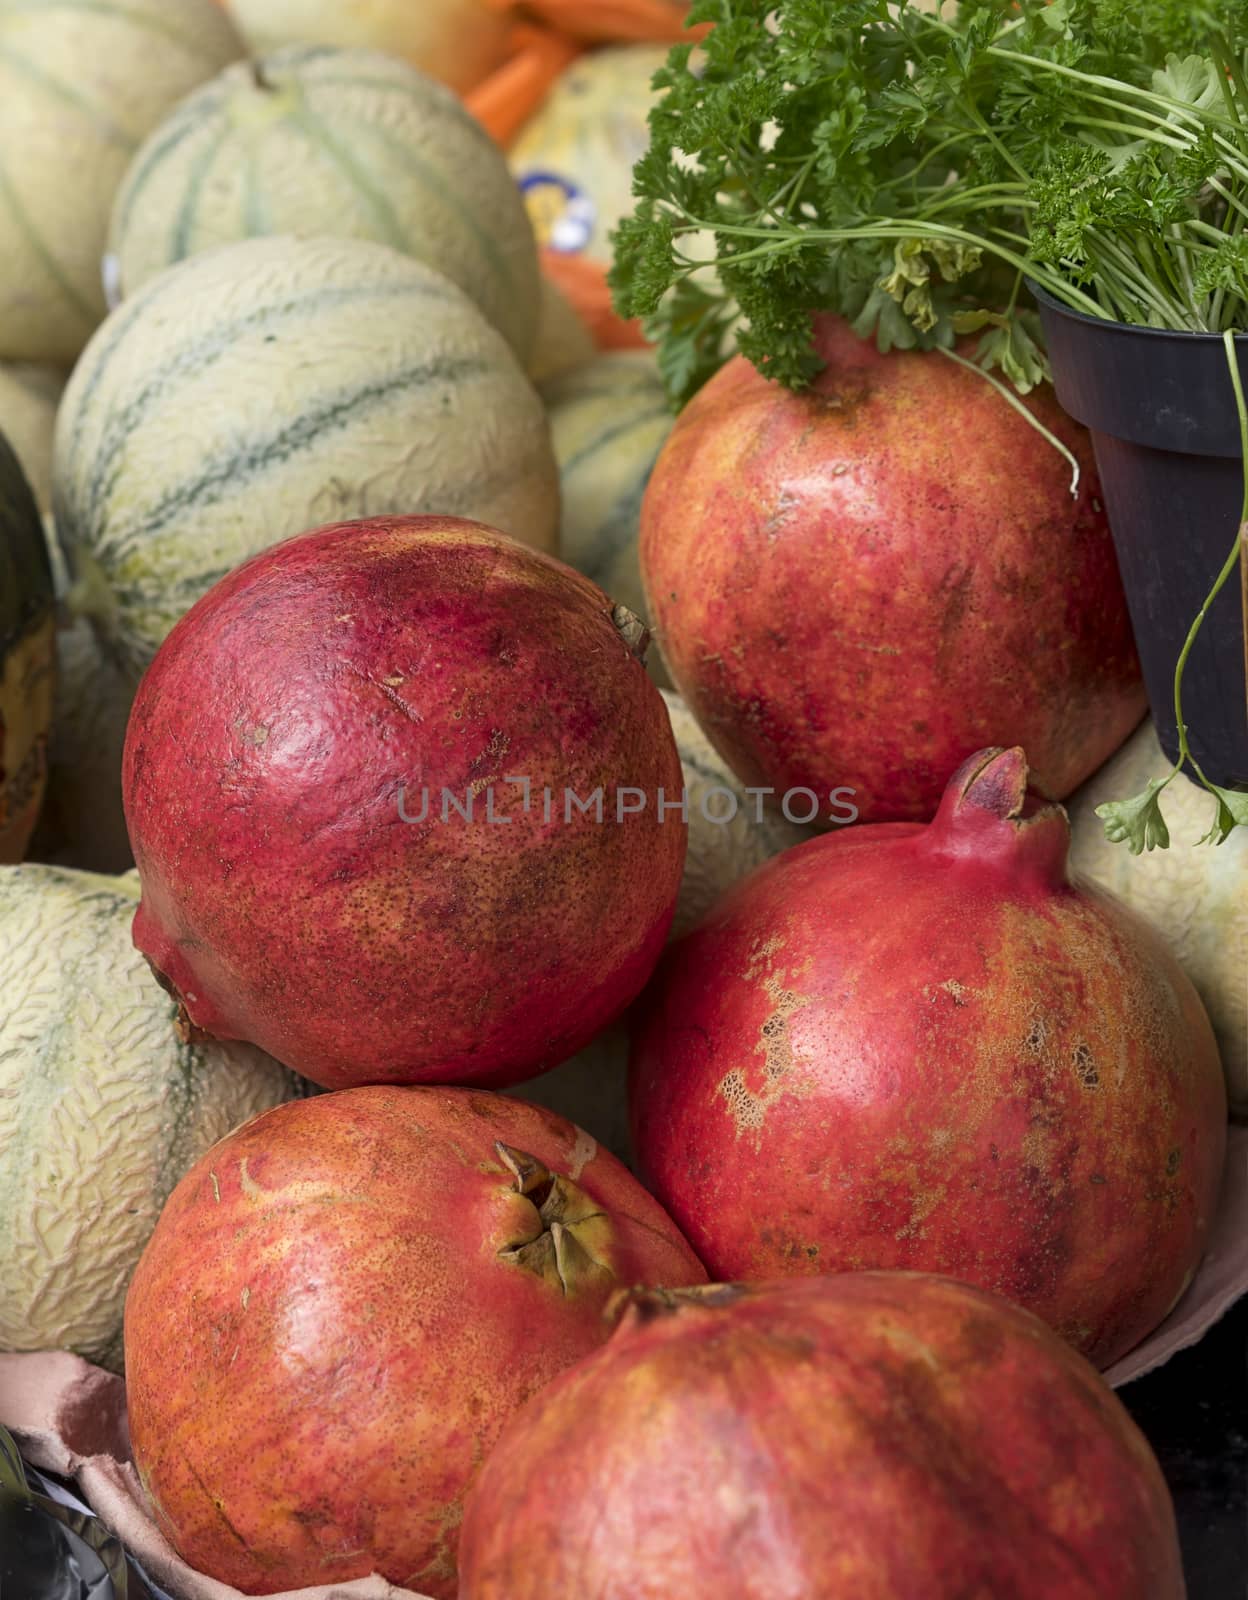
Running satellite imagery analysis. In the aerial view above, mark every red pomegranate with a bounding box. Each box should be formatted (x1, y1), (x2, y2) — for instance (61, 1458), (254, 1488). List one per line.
(640, 316), (1145, 823)
(124, 1086), (706, 1597)
(123, 515), (685, 1089)
(457, 1273), (1185, 1600)
(630, 747), (1226, 1368)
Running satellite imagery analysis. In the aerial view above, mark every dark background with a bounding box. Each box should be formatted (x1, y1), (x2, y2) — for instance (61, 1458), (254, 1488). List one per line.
(1121, 1296), (1248, 1598)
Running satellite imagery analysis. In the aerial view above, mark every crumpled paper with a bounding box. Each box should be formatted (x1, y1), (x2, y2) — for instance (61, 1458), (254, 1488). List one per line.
(2, 1127), (1243, 1600)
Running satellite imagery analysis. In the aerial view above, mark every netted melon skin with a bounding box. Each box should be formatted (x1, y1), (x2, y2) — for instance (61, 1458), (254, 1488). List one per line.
(0, 865), (302, 1371)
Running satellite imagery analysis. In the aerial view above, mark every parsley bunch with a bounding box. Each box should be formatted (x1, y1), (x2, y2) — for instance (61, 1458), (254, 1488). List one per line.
(612, 0), (1248, 851)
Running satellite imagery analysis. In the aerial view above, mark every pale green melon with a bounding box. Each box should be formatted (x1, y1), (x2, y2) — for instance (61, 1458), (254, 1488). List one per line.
(541, 350), (673, 681)
(509, 45), (670, 261)
(0, 865), (302, 1369)
(108, 45), (540, 359)
(0, 362), (63, 511)
(514, 689), (807, 1163)
(0, 0), (243, 363)
(527, 274), (595, 387)
(53, 234), (561, 682)
(1068, 719), (1247, 1116)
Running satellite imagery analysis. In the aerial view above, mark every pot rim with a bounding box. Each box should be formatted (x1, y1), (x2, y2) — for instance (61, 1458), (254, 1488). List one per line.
(1026, 280), (1248, 346)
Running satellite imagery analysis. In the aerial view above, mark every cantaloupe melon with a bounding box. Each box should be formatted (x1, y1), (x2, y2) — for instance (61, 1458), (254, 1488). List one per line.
(53, 234), (561, 681)
(509, 45), (670, 263)
(527, 272), (595, 386)
(1068, 720), (1248, 1117)
(0, 864), (302, 1369)
(224, 0), (512, 96)
(541, 350), (672, 676)
(109, 45), (540, 359)
(0, 363), (63, 512)
(0, 430), (54, 864)
(0, 0), (242, 364)
(513, 688), (806, 1163)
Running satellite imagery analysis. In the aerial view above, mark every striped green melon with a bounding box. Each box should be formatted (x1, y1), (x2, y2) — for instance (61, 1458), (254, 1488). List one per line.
(0, 0), (243, 364)
(509, 45), (670, 261)
(0, 428), (54, 863)
(223, 0), (512, 97)
(513, 688), (807, 1164)
(108, 44), (540, 359)
(541, 351), (673, 680)
(0, 362), (63, 512)
(0, 864), (302, 1370)
(1068, 719), (1248, 1117)
(527, 273), (595, 386)
(53, 234), (561, 681)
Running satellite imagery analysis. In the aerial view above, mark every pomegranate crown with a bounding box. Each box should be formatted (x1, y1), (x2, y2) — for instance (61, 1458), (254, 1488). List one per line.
(924, 747), (1072, 884)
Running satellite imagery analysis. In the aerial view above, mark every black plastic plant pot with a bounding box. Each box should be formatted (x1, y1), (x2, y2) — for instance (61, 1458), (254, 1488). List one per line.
(1033, 285), (1248, 790)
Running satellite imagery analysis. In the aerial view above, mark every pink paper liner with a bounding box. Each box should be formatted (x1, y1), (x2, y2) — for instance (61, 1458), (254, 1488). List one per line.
(3, 1127), (1244, 1598)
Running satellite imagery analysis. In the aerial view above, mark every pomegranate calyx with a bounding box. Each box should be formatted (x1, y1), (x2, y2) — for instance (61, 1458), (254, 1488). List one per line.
(495, 1143), (615, 1296)
(609, 1283), (751, 1330)
(924, 746), (1070, 884)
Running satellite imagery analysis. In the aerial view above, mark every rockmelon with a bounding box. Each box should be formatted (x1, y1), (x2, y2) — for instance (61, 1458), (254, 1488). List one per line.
(509, 46), (669, 263)
(541, 350), (672, 675)
(223, 0), (512, 96)
(109, 45), (540, 359)
(0, 430), (54, 863)
(0, 864), (302, 1370)
(0, 0), (242, 364)
(513, 688), (806, 1163)
(53, 234), (561, 681)
(1068, 719), (1248, 1116)
(0, 363), (63, 512)
(527, 273), (595, 386)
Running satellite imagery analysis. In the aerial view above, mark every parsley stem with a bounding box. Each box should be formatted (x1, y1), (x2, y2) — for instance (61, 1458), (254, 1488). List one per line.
(937, 347), (1080, 496)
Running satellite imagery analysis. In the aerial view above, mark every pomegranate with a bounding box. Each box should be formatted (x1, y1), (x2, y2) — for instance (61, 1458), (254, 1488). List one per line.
(630, 746), (1226, 1368)
(123, 1086), (706, 1597)
(457, 1274), (1185, 1600)
(123, 515), (686, 1090)
(640, 316), (1145, 823)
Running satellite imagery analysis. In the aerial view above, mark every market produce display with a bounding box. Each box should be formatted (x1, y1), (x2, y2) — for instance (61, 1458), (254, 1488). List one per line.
(0, 430), (54, 864)
(123, 514), (686, 1090)
(631, 746), (1228, 1369)
(458, 1275), (1186, 1599)
(109, 45), (541, 359)
(0, 362), (63, 512)
(0, 3), (1242, 1594)
(542, 349), (673, 665)
(0, 0), (243, 364)
(0, 865), (300, 1371)
(53, 235), (559, 680)
(641, 315), (1147, 823)
(1070, 721), (1248, 1115)
(124, 1086), (705, 1596)
(222, 0), (513, 94)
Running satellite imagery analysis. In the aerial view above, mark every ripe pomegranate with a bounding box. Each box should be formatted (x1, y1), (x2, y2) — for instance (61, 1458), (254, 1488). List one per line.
(124, 1086), (706, 1597)
(630, 747), (1226, 1369)
(640, 316), (1145, 822)
(457, 1274), (1185, 1600)
(123, 515), (685, 1090)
